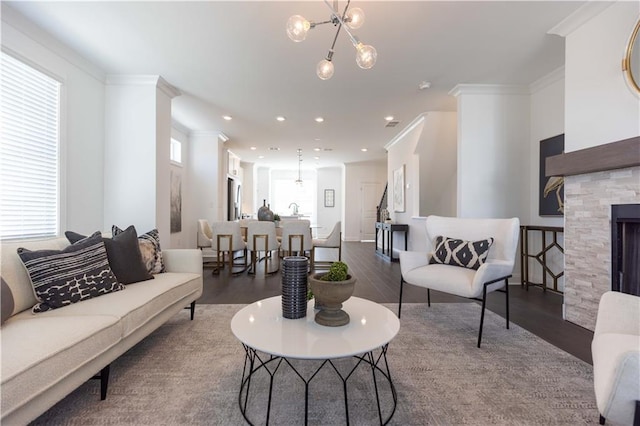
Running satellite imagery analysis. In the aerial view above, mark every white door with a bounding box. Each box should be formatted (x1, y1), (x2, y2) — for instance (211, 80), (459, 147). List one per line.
(361, 183), (382, 241)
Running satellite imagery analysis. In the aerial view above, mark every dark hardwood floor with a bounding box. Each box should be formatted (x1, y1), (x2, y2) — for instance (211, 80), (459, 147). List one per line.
(198, 241), (594, 364)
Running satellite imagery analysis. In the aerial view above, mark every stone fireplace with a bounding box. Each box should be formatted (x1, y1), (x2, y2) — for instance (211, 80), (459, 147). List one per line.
(547, 137), (640, 331)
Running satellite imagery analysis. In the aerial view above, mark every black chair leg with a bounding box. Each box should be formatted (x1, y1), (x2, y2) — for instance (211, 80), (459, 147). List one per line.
(100, 365), (110, 400)
(599, 415), (605, 425)
(478, 284), (488, 348)
(634, 400), (640, 426)
(427, 289), (431, 307)
(398, 276), (404, 318)
(504, 278), (510, 329)
(190, 301), (196, 321)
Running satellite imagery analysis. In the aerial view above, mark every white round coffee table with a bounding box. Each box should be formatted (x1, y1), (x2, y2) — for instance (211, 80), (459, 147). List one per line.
(231, 296), (400, 425)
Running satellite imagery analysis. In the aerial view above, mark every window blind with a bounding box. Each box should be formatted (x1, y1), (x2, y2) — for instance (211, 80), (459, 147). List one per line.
(0, 52), (61, 240)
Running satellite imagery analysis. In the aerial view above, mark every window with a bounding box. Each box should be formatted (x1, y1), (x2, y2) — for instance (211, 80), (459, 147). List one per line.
(0, 52), (61, 240)
(170, 138), (182, 164)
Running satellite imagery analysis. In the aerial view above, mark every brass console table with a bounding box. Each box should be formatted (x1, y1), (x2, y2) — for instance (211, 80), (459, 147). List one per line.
(520, 225), (564, 293)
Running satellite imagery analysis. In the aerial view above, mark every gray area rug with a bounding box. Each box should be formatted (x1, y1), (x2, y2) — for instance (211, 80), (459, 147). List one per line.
(32, 303), (597, 425)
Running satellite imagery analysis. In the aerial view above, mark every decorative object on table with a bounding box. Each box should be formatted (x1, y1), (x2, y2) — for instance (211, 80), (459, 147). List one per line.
(286, 1), (376, 80)
(380, 208), (389, 222)
(273, 214), (280, 227)
(324, 189), (335, 207)
(393, 165), (405, 212)
(309, 261), (356, 326)
(281, 256), (309, 319)
(257, 199), (274, 221)
(539, 134), (564, 216)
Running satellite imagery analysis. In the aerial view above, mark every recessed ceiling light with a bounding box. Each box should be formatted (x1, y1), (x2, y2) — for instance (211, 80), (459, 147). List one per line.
(361, 148), (368, 152)
(314, 156), (320, 160)
(314, 138), (321, 141)
(269, 147), (280, 151)
(276, 116), (286, 122)
(314, 147), (321, 152)
(258, 155), (264, 159)
(384, 116), (394, 121)
(222, 115), (233, 121)
(315, 117), (324, 123)
(250, 146), (257, 150)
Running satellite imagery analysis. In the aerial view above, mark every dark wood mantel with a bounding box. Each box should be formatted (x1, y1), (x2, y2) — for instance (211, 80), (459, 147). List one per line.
(546, 136), (640, 177)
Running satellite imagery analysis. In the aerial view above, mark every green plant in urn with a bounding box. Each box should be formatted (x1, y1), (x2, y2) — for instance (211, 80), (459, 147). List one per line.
(309, 261), (356, 327)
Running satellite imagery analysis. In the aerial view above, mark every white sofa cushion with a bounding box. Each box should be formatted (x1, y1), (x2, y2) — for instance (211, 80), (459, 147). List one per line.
(403, 263), (477, 298)
(1, 313), (122, 419)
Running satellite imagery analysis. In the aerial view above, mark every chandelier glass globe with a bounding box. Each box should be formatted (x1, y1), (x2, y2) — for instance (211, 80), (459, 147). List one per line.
(316, 59), (335, 80)
(286, 15), (310, 42)
(356, 44), (377, 69)
(345, 8), (365, 29)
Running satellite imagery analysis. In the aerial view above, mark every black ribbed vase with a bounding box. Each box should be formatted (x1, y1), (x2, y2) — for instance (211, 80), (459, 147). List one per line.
(281, 256), (308, 319)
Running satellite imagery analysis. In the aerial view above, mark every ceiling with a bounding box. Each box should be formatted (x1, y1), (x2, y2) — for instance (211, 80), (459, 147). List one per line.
(6, 1), (584, 169)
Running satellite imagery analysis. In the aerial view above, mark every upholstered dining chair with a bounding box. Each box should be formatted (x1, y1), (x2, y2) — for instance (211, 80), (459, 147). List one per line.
(239, 218), (258, 242)
(399, 215), (520, 347)
(592, 291), (640, 426)
(280, 219), (312, 258)
(210, 221), (247, 275)
(247, 221), (280, 276)
(311, 221), (342, 270)
(197, 219), (217, 268)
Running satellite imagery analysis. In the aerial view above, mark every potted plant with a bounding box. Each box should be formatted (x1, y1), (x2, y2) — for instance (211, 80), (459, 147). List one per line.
(308, 261), (356, 327)
(273, 213), (280, 227)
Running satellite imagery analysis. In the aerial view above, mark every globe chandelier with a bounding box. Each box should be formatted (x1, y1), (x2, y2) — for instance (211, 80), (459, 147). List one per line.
(286, 0), (377, 80)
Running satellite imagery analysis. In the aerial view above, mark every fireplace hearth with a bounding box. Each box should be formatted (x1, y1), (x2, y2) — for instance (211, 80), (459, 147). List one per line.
(611, 204), (640, 296)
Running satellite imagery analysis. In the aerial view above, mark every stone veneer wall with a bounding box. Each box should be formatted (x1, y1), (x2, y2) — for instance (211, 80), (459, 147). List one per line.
(564, 166), (640, 330)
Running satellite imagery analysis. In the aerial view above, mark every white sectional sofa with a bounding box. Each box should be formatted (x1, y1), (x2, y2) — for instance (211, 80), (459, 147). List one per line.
(0, 236), (203, 425)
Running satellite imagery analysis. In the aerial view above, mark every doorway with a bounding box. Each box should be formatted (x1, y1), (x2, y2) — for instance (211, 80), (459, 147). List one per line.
(361, 182), (382, 241)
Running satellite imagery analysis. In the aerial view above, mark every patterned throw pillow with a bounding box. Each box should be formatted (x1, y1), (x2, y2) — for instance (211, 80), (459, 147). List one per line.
(66, 226), (153, 284)
(429, 236), (494, 270)
(17, 232), (124, 313)
(112, 226), (165, 274)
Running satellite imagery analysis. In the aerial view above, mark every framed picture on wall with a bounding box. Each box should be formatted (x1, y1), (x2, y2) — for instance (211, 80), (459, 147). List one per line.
(539, 134), (564, 216)
(324, 189), (335, 207)
(393, 165), (405, 212)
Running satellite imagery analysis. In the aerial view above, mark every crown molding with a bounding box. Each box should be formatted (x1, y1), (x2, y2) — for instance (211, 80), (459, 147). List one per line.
(449, 84), (529, 97)
(384, 113), (427, 151)
(105, 75), (181, 98)
(171, 119), (191, 136)
(529, 66), (565, 94)
(189, 130), (222, 139)
(547, 2), (615, 37)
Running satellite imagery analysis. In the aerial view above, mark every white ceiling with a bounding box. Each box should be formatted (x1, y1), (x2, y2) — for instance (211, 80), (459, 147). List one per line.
(6, 1), (584, 168)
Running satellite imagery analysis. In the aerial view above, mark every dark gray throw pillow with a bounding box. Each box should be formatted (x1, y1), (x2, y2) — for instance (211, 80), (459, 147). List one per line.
(113, 226), (165, 274)
(65, 226), (153, 285)
(1, 277), (15, 324)
(429, 236), (494, 270)
(18, 233), (124, 313)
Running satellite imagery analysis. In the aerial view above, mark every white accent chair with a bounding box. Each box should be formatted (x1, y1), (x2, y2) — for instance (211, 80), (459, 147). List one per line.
(210, 221), (247, 275)
(239, 218), (258, 242)
(197, 219), (217, 267)
(280, 219), (312, 258)
(247, 221), (280, 276)
(592, 291), (640, 426)
(311, 221), (342, 269)
(399, 216), (520, 347)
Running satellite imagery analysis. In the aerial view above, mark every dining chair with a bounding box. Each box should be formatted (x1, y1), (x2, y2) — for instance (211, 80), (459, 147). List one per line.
(311, 221), (342, 270)
(280, 219), (312, 258)
(247, 221), (280, 276)
(210, 221), (247, 275)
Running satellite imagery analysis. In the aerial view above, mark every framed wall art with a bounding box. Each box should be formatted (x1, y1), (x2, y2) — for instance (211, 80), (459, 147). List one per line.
(324, 189), (335, 207)
(393, 165), (405, 212)
(539, 134), (565, 216)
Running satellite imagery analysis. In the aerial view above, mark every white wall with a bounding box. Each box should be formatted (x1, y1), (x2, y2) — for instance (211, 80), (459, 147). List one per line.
(186, 131), (221, 247)
(316, 167), (343, 238)
(343, 160), (387, 241)
(417, 112), (458, 217)
(103, 76), (178, 243)
(2, 5), (106, 235)
(452, 85), (530, 220)
(564, 2), (640, 152)
(240, 161), (254, 217)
